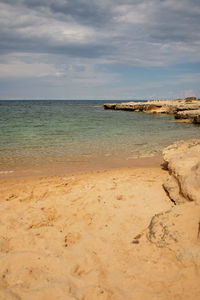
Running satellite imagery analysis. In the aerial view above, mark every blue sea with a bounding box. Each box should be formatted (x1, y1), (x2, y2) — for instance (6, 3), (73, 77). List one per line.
(1, 100), (200, 173)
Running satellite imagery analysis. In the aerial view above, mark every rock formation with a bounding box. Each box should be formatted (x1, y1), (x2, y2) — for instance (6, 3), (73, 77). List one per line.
(175, 109), (200, 123)
(147, 203), (200, 249)
(162, 139), (200, 204)
(104, 98), (200, 123)
(185, 96), (197, 102)
(147, 139), (200, 265)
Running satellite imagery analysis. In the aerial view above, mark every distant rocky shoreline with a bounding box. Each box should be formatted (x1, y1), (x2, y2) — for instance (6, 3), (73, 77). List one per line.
(104, 97), (200, 124)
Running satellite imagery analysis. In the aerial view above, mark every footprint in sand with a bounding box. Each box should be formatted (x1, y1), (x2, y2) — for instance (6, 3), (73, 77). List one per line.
(0, 236), (11, 253)
(71, 264), (86, 277)
(29, 207), (59, 229)
(97, 195), (102, 202)
(116, 195), (124, 201)
(5, 194), (17, 201)
(64, 232), (81, 247)
(83, 213), (93, 225)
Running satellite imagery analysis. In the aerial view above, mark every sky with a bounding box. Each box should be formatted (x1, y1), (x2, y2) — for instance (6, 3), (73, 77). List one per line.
(0, 0), (200, 100)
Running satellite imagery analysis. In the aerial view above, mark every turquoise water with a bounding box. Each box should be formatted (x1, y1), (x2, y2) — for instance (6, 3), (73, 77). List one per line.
(1, 100), (200, 171)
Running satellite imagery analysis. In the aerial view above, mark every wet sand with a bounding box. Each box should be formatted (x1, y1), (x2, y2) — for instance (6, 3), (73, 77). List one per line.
(0, 155), (163, 179)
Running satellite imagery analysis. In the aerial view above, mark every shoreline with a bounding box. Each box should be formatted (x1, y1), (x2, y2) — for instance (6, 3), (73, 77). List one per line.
(1, 140), (200, 299)
(0, 155), (163, 180)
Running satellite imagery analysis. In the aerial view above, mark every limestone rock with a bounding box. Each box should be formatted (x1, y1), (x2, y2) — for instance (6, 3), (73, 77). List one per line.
(115, 102), (142, 111)
(147, 209), (178, 247)
(175, 109), (200, 123)
(104, 103), (117, 109)
(194, 114), (200, 123)
(163, 139), (200, 163)
(104, 100), (200, 118)
(193, 114), (200, 124)
(147, 139), (200, 267)
(185, 96), (197, 102)
(147, 203), (200, 250)
(162, 139), (200, 204)
(163, 174), (186, 204)
(176, 104), (200, 111)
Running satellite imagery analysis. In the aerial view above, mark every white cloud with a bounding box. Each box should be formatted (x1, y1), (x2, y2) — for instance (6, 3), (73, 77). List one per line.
(0, 60), (59, 78)
(113, 2), (158, 24)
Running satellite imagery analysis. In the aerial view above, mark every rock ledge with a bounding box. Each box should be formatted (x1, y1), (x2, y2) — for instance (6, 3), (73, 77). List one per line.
(104, 98), (200, 123)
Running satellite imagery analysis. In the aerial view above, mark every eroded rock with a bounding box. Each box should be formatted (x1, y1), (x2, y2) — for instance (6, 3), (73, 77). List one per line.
(147, 203), (200, 250)
(162, 139), (200, 204)
(175, 109), (200, 123)
(103, 100), (200, 123)
(163, 174), (186, 204)
(104, 103), (117, 109)
(147, 139), (200, 264)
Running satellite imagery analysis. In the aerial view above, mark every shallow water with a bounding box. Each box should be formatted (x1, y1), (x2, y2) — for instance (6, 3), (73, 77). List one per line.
(0, 99), (200, 171)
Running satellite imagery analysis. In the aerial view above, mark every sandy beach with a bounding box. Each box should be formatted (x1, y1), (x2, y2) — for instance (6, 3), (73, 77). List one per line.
(1, 0), (200, 297)
(1, 154), (200, 300)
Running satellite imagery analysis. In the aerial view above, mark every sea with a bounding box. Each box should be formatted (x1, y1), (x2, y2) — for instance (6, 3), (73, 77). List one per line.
(1, 99), (200, 174)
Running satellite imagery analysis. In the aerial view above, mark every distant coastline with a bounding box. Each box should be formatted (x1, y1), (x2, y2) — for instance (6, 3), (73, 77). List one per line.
(104, 97), (200, 124)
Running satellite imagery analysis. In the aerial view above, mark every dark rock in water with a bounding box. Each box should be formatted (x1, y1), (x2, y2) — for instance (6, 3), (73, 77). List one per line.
(104, 103), (117, 109)
(194, 115), (200, 123)
(175, 109), (200, 123)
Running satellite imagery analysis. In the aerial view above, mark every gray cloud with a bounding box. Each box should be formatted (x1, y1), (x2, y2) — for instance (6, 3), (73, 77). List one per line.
(0, 0), (200, 99)
(0, 0), (200, 61)
(1, 0), (113, 27)
(149, 1), (200, 43)
(47, 1), (111, 27)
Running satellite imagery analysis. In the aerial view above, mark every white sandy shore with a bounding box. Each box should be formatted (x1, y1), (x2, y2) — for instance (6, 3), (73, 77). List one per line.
(0, 163), (200, 299)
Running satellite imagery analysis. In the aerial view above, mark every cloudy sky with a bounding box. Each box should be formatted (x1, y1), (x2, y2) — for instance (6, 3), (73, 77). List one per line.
(0, 0), (200, 100)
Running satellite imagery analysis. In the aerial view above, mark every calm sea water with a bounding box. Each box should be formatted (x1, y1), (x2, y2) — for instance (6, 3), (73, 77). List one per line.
(1, 100), (200, 171)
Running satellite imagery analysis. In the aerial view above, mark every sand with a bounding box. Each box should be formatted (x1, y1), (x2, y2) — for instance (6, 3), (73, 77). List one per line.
(0, 162), (200, 299)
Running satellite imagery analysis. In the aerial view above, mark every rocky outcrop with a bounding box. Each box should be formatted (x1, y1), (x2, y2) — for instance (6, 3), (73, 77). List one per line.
(147, 140), (200, 263)
(175, 109), (200, 123)
(104, 99), (200, 123)
(194, 115), (200, 123)
(185, 96), (197, 102)
(175, 103), (200, 111)
(147, 203), (200, 249)
(104, 102), (164, 112)
(162, 139), (200, 204)
(104, 103), (117, 109)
